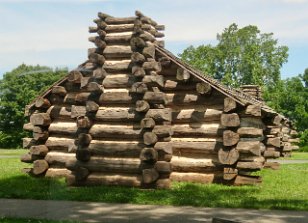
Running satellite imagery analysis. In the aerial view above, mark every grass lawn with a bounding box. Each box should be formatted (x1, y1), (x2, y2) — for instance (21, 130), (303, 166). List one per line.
(0, 156), (308, 211)
(0, 149), (26, 156)
(0, 217), (80, 223)
(280, 152), (308, 160)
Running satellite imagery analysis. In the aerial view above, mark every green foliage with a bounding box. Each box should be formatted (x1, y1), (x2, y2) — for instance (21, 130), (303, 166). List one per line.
(0, 64), (67, 148)
(180, 23), (288, 87)
(0, 217), (80, 223)
(263, 70), (308, 149)
(299, 130), (308, 152)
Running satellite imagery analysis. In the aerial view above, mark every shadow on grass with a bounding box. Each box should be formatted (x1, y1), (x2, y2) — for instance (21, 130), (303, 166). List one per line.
(1, 174), (303, 210)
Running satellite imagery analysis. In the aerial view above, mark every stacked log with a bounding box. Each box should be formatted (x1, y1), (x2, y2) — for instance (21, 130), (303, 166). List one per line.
(65, 11), (169, 188)
(218, 103), (263, 185)
(263, 114), (285, 158)
(21, 99), (50, 175)
(155, 57), (224, 184)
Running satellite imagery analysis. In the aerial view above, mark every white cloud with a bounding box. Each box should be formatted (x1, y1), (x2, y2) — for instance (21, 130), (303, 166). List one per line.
(281, 0), (308, 3)
(0, 0), (107, 2)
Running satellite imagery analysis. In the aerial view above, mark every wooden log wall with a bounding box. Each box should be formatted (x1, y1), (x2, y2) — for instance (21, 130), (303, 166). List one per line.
(63, 11), (169, 188)
(157, 55), (267, 185)
(21, 94), (74, 178)
(262, 114), (297, 159)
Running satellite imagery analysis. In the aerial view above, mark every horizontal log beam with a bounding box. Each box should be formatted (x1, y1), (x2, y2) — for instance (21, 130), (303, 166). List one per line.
(171, 157), (218, 173)
(48, 122), (77, 136)
(45, 152), (76, 167)
(67, 157), (149, 174)
(67, 173), (142, 187)
(170, 172), (218, 184)
(171, 123), (224, 137)
(88, 140), (145, 157)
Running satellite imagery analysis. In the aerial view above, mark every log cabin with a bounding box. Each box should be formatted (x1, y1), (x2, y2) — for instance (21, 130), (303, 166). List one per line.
(21, 11), (299, 188)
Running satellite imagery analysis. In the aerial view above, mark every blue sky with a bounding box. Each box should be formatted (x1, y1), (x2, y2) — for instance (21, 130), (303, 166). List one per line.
(1, 0), (308, 79)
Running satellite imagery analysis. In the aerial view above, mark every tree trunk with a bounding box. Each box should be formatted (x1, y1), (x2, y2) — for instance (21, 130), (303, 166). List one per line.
(236, 161), (263, 170)
(45, 151), (76, 167)
(142, 168), (159, 184)
(140, 118), (155, 129)
(71, 106), (87, 118)
(266, 137), (281, 148)
(154, 161), (172, 174)
(45, 137), (75, 152)
(23, 137), (36, 149)
(67, 157), (149, 173)
(35, 97), (51, 109)
(68, 70), (83, 83)
(176, 67), (190, 81)
(45, 168), (71, 178)
(103, 60), (132, 72)
(78, 133), (92, 147)
(87, 140), (145, 157)
(223, 130), (240, 146)
(142, 45), (155, 58)
(132, 66), (146, 77)
(30, 145), (49, 156)
(143, 92), (166, 104)
(103, 45), (132, 59)
(143, 132), (158, 145)
(131, 82), (148, 93)
(170, 172), (218, 184)
(236, 141), (261, 156)
(145, 109), (172, 122)
(52, 86), (67, 96)
(218, 148), (239, 165)
(32, 160), (49, 175)
(66, 173), (142, 187)
(245, 105), (261, 117)
(221, 113), (240, 127)
(77, 116), (92, 129)
(140, 147), (158, 163)
(171, 141), (222, 155)
(30, 113), (51, 126)
(86, 101), (99, 113)
(172, 123), (224, 137)
(89, 124), (142, 139)
(131, 52), (145, 63)
(224, 98), (237, 112)
(171, 157), (217, 173)
(234, 175), (262, 185)
(223, 168), (238, 181)
(172, 109), (222, 123)
(136, 100), (150, 112)
(48, 122), (77, 135)
(196, 82), (212, 95)
(142, 73), (164, 87)
(237, 127), (263, 138)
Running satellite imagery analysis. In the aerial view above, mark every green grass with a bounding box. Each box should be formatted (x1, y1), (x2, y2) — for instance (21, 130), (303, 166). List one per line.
(0, 149), (26, 156)
(280, 152), (308, 160)
(0, 217), (80, 223)
(0, 157), (308, 211)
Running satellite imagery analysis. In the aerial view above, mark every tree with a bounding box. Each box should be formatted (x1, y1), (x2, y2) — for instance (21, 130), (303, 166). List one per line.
(0, 64), (67, 148)
(180, 23), (289, 87)
(263, 70), (308, 150)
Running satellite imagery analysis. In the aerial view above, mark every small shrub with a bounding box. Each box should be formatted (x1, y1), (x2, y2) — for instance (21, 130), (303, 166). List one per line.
(299, 129), (308, 152)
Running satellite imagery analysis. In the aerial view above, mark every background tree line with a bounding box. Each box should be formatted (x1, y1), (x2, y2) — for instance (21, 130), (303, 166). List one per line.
(0, 23), (307, 149)
(180, 23), (307, 150)
(0, 64), (67, 148)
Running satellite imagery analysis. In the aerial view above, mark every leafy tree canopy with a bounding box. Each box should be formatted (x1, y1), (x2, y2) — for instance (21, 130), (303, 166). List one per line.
(180, 23), (289, 87)
(0, 64), (67, 148)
